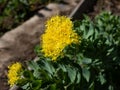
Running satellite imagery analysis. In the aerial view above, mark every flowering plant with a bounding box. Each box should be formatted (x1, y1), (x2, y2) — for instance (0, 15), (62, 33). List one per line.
(8, 12), (120, 90)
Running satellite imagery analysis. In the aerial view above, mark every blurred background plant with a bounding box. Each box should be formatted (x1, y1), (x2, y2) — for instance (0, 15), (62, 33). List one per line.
(0, 0), (63, 36)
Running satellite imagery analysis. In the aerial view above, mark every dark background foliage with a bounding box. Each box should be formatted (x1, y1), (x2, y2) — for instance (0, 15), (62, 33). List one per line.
(0, 0), (62, 36)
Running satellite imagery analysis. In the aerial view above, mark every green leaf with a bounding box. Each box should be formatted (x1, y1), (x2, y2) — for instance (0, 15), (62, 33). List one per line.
(23, 70), (33, 79)
(41, 60), (55, 76)
(28, 61), (41, 78)
(39, 69), (51, 81)
(76, 53), (83, 64)
(49, 84), (57, 90)
(80, 24), (85, 31)
(85, 23), (94, 39)
(32, 80), (42, 90)
(98, 73), (106, 85)
(108, 85), (114, 90)
(33, 70), (41, 79)
(82, 57), (92, 64)
(59, 64), (67, 72)
(76, 71), (81, 84)
(28, 61), (40, 71)
(89, 82), (94, 90)
(67, 67), (77, 83)
(97, 19), (103, 26)
(21, 83), (31, 90)
(82, 68), (90, 82)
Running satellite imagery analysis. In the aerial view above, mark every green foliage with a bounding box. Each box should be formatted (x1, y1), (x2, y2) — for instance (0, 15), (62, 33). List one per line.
(15, 12), (120, 90)
(0, 0), (59, 36)
(73, 12), (120, 89)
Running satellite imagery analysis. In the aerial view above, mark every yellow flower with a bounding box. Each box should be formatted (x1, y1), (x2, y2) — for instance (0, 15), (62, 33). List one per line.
(7, 62), (22, 87)
(41, 16), (79, 61)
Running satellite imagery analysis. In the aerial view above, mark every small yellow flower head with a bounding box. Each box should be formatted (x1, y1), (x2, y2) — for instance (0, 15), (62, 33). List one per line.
(7, 62), (22, 87)
(41, 16), (79, 61)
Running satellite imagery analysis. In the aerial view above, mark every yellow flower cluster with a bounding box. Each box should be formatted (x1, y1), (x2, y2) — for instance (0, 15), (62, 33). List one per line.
(41, 16), (79, 61)
(7, 62), (22, 87)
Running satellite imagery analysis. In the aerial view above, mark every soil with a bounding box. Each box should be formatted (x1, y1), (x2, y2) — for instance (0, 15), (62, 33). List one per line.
(88, 0), (120, 18)
(0, 0), (120, 90)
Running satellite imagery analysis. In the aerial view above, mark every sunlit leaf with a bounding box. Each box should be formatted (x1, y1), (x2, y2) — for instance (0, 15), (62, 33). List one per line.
(82, 68), (90, 82)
